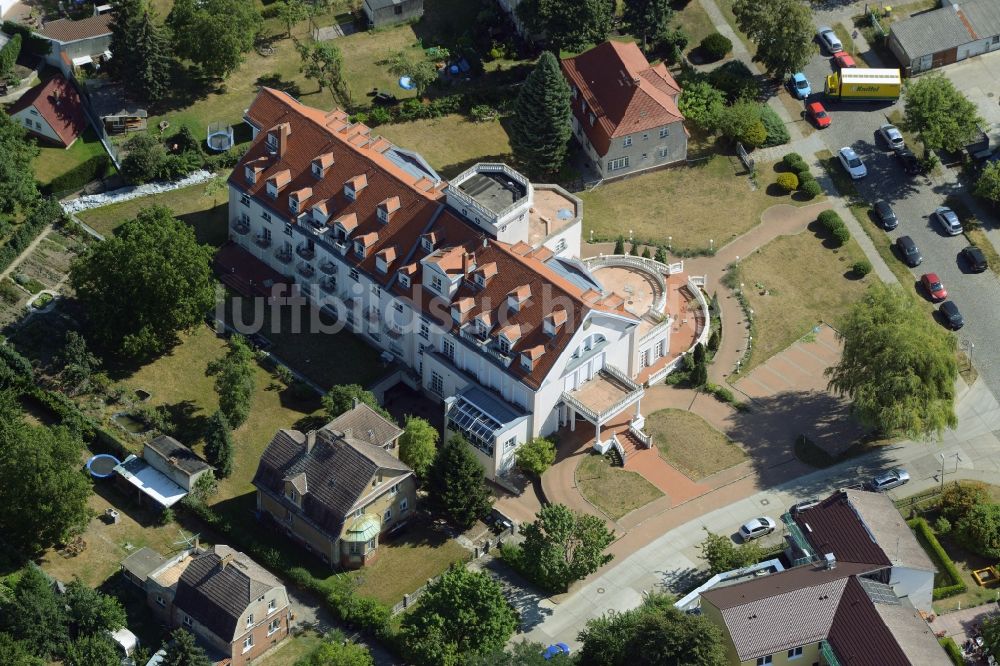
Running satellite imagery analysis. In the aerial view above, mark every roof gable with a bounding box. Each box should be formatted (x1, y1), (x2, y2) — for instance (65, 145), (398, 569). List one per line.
(7, 74), (86, 147)
(38, 13), (112, 42)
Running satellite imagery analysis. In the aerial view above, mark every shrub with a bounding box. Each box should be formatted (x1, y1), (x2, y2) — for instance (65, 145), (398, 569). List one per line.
(939, 637), (964, 666)
(818, 210), (844, 232)
(795, 163), (814, 178)
(700, 32), (732, 61)
(658, 27), (689, 64)
(776, 173), (798, 192)
(800, 180), (823, 199)
(0, 279), (21, 305)
(934, 516), (952, 535)
(365, 106), (392, 126)
(782, 153), (803, 169)
(348, 111), (369, 125)
(940, 482), (988, 523)
(1, 21), (51, 55)
(797, 170), (816, 184)
(261, 1), (285, 19)
(910, 518), (966, 599)
(852, 259), (872, 276)
(397, 98), (428, 121)
(831, 224), (850, 246)
(708, 60), (761, 102)
(759, 105), (790, 147)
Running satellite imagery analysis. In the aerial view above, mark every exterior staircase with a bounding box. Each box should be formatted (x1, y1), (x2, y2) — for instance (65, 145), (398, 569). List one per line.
(606, 427), (653, 467)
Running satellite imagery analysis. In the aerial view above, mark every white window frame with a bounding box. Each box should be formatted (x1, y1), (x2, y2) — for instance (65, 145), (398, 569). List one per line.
(431, 274), (443, 293)
(261, 211), (272, 224)
(349, 268), (359, 282)
(390, 482), (400, 495)
(243, 635), (254, 653)
(623, 136), (632, 147)
(443, 339), (455, 361)
(183, 615), (193, 628)
(268, 599), (277, 613)
(498, 337), (511, 354)
(247, 612), (254, 627)
(240, 194), (250, 207)
(430, 372), (443, 395)
(384, 508), (392, 522)
(658, 147), (669, 159)
(607, 156), (630, 172)
(268, 618), (281, 635)
(787, 646), (803, 659)
(419, 321), (430, 339)
(659, 127), (669, 138)
(400, 497), (409, 513)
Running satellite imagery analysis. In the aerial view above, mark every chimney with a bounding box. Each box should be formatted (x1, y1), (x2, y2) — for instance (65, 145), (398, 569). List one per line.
(219, 553), (234, 570)
(352, 397), (360, 408)
(306, 431), (317, 454)
(193, 535), (200, 551)
(824, 553), (836, 570)
(462, 252), (475, 276)
(276, 123), (291, 158)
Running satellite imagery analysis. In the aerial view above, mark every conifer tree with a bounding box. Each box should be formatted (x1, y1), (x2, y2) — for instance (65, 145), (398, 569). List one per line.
(509, 52), (572, 178)
(426, 435), (492, 529)
(130, 11), (171, 104)
(203, 410), (234, 478)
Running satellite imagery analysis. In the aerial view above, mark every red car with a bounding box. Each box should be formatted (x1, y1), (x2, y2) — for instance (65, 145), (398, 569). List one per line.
(832, 51), (856, 69)
(921, 273), (948, 301)
(806, 101), (831, 128)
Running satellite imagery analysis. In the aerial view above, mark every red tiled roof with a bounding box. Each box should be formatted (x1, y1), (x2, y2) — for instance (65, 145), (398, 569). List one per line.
(6, 74), (86, 147)
(38, 13), (112, 42)
(561, 41), (685, 157)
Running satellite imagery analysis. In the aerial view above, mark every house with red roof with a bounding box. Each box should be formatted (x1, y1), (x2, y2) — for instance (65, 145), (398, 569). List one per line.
(6, 74), (87, 148)
(561, 41), (688, 181)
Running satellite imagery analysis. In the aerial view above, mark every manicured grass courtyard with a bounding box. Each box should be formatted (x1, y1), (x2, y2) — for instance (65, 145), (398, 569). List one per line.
(575, 453), (664, 520)
(377, 115), (513, 178)
(647, 408), (746, 480)
(33, 129), (115, 189)
(75, 180), (229, 245)
(737, 230), (872, 371)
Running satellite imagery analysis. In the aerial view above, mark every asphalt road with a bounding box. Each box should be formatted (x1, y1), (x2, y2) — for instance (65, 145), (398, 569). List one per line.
(794, 50), (1000, 398)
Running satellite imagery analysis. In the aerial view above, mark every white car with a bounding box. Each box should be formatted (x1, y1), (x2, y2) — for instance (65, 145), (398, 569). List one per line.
(878, 124), (905, 150)
(739, 516), (777, 541)
(870, 468), (910, 492)
(838, 147), (867, 179)
(933, 206), (963, 235)
(817, 26), (843, 54)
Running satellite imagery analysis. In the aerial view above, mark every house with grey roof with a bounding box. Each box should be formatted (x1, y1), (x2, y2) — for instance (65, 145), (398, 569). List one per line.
(888, 0), (1000, 74)
(700, 560), (950, 666)
(252, 404), (415, 568)
(790, 489), (936, 611)
(362, 0), (423, 28)
(124, 544), (290, 666)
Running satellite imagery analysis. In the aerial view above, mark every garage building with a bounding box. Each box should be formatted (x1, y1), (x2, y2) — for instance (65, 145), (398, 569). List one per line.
(888, 0), (1000, 75)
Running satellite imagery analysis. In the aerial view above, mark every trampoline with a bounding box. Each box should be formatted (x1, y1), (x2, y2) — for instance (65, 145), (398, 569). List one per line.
(87, 454), (121, 479)
(206, 122), (234, 152)
(398, 76), (415, 90)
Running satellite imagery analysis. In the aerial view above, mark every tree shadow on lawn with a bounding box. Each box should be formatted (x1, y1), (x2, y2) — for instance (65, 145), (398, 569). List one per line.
(151, 62), (223, 117)
(177, 202), (229, 248)
(161, 399), (210, 443)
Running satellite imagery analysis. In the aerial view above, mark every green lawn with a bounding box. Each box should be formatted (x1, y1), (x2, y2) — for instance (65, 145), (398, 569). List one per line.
(575, 453), (664, 520)
(673, 0), (717, 53)
(377, 114), (512, 178)
(647, 409), (746, 480)
(33, 128), (115, 188)
(75, 181), (229, 245)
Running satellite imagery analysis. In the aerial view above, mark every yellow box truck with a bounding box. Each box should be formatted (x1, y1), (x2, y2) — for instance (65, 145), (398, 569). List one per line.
(825, 68), (902, 100)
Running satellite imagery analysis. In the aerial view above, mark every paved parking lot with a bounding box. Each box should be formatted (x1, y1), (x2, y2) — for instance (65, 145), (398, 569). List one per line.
(793, 49), (1000, 399)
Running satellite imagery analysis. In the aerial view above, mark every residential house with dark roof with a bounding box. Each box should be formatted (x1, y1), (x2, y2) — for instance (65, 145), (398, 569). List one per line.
(790, 489), (936, 611)
(362, 0), (423, 28)
(888, 0), (1000, 74)
(35, 11), (112, 76)
(561, 40), (688, 180)
(144, 435), (214, 491)
(252, 408), (415, 567)
(6, 74), (86, 148)
(700, 560), (950, 666)
(127, 545), (290, 666)
(225, 87), (708, 482)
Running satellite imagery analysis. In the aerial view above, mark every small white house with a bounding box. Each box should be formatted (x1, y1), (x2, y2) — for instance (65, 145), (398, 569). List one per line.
(6, 74), (87, 148)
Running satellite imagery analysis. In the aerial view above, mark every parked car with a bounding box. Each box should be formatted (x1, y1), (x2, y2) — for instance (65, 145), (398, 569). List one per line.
(817, 26), (843, 53)
(940, 301), (965, 330)
(961, 245), (988, 273)
(806, 101), (831, 128)
(833, 51), (856, 69)
(933, 206), (963, 236)
(895, 147), (922, 175)
(544, 643), (572, 660)
(896, 235), (922, 267)
(874, 201), (897, 230)
(739, 516), (777, 541)
(790, 72), (811, 99)
(878, 124), (905, 150)
(870, 468), (910, 492)
(921, 272), (948, 301)
(790, 498), (821, 514)
(838, 147), (867, 179)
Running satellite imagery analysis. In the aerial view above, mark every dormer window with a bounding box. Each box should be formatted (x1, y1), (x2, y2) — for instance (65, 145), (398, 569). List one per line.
(375, 248), (395, 274)
(421, 233), (437, 253)
(289, 198), (299, 214)
(431, 274), (443, 293)
(544, 310), (567, 336)
(521, 355), (532, 371)
(344, 175), (367, 201)
(476, 274), (486, 288)
(499, 337), (511, 354)
(312, 153), (333, 179)
(507, 285), (530, 312)
(378, 196), (400, 224)
(399, 273), (411, 288)
(266, 170), (291, 199)
(353, 240), (365, 257)
(266, 133), (277, 151)
(245, 166), (257, 184)
(475, 263), (497, 288)
(335, 213), (358, 238)
(476, 318), (489, 337)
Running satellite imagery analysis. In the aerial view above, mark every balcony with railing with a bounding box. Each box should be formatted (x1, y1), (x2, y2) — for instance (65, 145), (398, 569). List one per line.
(254, 234), (271, 249)
(296, 244), (315, 261)
(231, 218), (250, 235)
(364, 308), (380, 323)
(275, 246), (293, 264)
(819, 641), (841, 666)
(458, 326), (513, 367)
(319, 277), (337, 294)
(562, 366), (644, 425)
(297, 262), (315, 279)
(319, 260), (337, 275)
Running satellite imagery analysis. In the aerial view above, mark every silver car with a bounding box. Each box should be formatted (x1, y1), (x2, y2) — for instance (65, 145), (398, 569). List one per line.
(878, 124), (905, 150)
(933, 206), (963, 236)
(739, 516), (777, 541)
(870, 468), (910, 492)
(817, 26), (843, 54)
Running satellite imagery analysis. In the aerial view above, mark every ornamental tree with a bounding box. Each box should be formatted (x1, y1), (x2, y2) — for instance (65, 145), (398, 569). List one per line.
(903, 74), (984, 153)
(425, 435), (492, 529)
(207, 334), (256, 428)
(509, 52), (573, 178)
(732, 0), (815, 76)
(975, 161), (1000, 204)
(516, 437), (556, 476)
(203, 410), (234, 478)
(399, 416), (438, 477)
(518, 503), (614, 592)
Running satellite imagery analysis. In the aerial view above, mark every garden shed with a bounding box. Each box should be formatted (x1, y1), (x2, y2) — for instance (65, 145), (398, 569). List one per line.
(888, 0), (1000, 74)
(362, 0), (423, 29)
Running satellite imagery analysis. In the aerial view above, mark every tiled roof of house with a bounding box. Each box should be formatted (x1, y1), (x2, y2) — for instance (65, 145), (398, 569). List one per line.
(38, 13), (112, 42)
(252, 425), (412, 540)
(794, 490), (934, 572)
(146, 435), (212, 476)
(173, 545), (283, 643)
(6, 74), (86, 147)
(561, 40), (684, 157)
(322, 402), (403, 449)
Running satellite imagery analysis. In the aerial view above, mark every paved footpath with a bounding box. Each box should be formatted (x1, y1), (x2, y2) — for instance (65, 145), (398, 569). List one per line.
(519, 377), (1000, 649)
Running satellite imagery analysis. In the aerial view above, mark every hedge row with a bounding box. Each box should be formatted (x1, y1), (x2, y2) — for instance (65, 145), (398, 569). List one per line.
(44, 155), (110, 196)
(939, 637), (964, 666)
(909, 518), (967, 599)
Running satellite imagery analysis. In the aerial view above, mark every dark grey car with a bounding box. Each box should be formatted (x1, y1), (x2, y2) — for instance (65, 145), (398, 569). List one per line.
(874, 201), (897, 230)
(896, 235), (922, 267)
(940, 301), (964, 330)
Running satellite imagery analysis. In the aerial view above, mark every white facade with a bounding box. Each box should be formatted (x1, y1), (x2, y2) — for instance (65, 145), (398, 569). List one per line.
(9, 104), (65, 145)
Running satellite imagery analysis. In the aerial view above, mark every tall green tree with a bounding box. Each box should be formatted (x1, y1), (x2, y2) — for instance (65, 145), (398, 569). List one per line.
(0, 33), (22, 84)
(280, 0), (309, 38)
(166, 0), (261, 78)
(70, 205), (216, 360)
(515, 437), (556, 476)
(0, 632), (44, 666)
(517, 0), (614, 53)
(903, 74), (984, 154)
(518, 503), (614, 592)
(64, 634), (120, 666)
(207, 334), (255, 428)
(678, 80), (726, 132)
(957, 503), (1000, 559)
(0, 111), (39, 217)
(203, 410), (234, 478)
(398, 565), (518, 666)
(63, 579), (127, 638)
(0, 392), (92, 555)
(732, 0), (815, 77)
(294, 630), (373, 666)
(297, 41), (348, 104)
(322, 384), (392, 420)
(161, 629), (211, 666)
(57, 331), (100, 395)
(509, 52), (572, 178)
(399, 416), (438, 477)
(425, 435), (492, 529)
(975, 161), (1000, 204)
(826, 283), (958, 438)
(130, 11), (171, 104)
(576, 593), (726, 666)
(0, 566), (69, 658)
(698, 530), (764, 574)
(622, 0), (673, 51)
(108, 0), (142, 82)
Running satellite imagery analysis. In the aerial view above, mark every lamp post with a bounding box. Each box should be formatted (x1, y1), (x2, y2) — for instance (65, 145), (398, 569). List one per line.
(939, 452), (962, 493)
(961, 339), (975, 370)
(710, 238), (714, 251)
(629, 229), (633, 242)
(668, 236), (672, 252)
